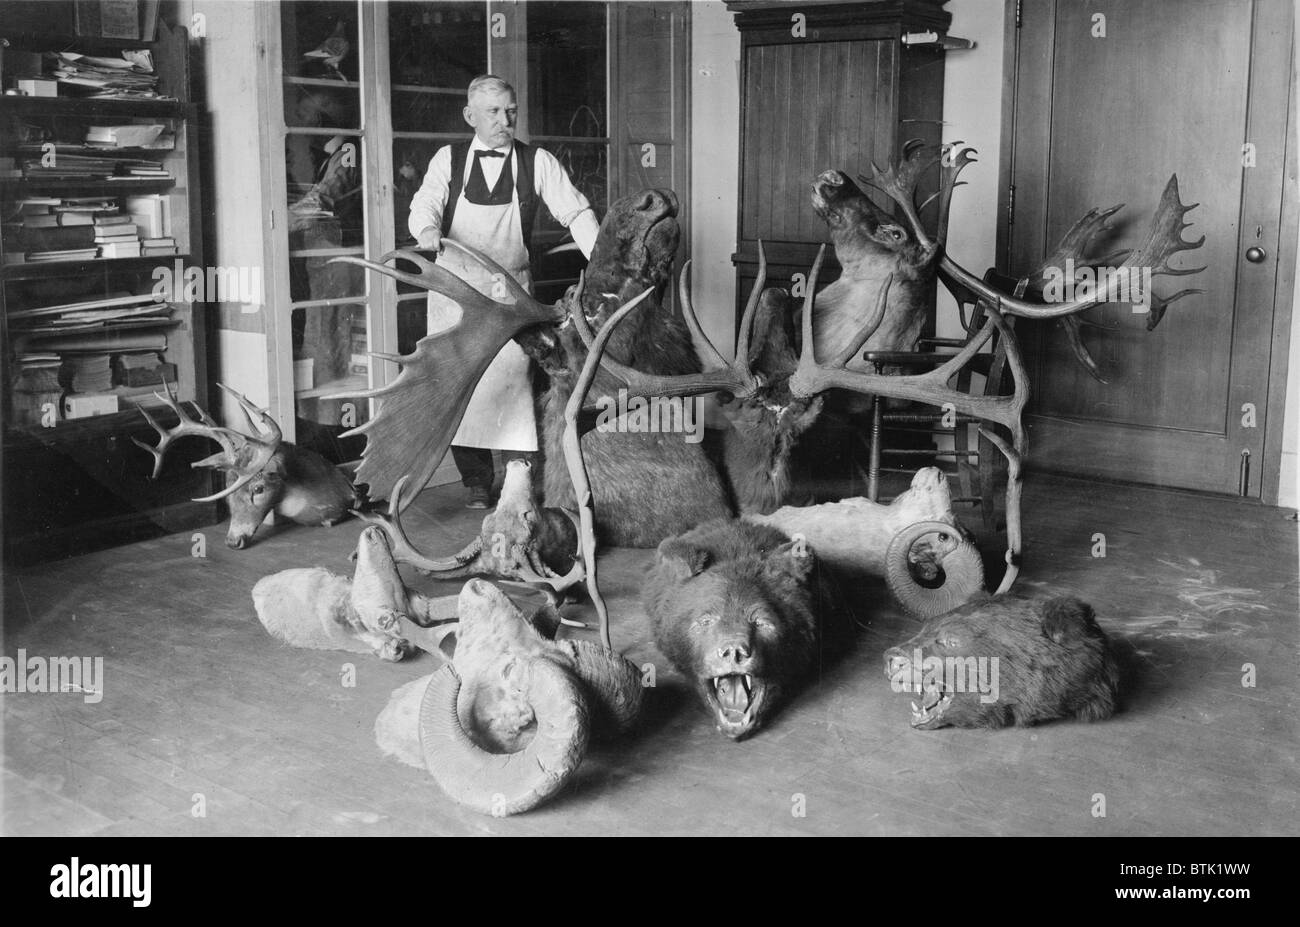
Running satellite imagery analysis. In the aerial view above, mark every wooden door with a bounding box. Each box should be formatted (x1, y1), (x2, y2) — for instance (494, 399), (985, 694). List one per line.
(1004, 0), (1295, 500)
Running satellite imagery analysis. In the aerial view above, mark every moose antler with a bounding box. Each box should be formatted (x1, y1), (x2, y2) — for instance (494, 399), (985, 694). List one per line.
(864, 145), (1205, 321)
(132, 379), (282, 503)
(325, 243), (567, 507)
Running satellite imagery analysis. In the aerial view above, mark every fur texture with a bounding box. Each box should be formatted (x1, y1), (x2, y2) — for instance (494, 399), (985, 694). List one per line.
(883, 594), (1121, 729)
(533, 189), (734, 546)
(643, 519), (825, 740)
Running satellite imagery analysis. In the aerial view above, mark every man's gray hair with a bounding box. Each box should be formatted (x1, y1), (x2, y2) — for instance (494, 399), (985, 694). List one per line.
(467, 75), (516, 101)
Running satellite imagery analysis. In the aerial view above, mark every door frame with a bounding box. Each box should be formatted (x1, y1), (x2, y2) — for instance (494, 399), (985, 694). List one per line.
(996, 0), (1297, 504)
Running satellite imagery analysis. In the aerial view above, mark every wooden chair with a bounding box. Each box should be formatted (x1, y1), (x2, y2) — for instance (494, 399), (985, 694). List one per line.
(862, 269), (1024, 534)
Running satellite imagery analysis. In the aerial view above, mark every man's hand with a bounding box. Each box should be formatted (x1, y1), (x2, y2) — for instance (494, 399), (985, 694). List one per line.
(417, 226), (443, 252)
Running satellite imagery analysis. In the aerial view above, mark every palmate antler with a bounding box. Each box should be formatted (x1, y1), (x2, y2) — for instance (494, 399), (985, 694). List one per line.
(325, 243), (567, 508)
(859, 141), (1206, 379)
(132, 378), (282, 502)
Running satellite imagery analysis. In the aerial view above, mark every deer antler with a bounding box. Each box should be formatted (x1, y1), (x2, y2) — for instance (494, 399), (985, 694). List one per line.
(131, 376), (237, 479)
(325, 247), (566, 507)
(569, 242), (779, 405)
(131, 379), (282, 503)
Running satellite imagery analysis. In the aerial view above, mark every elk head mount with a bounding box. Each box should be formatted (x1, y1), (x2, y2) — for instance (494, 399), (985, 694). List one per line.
(132, 379), (360, 548)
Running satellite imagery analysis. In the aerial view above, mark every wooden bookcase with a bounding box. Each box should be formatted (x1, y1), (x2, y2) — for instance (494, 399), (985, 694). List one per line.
(0, 19), (218, 564)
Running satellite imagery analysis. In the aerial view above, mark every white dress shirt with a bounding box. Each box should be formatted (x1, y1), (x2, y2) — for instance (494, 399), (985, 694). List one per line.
(408, 136), (601, 258)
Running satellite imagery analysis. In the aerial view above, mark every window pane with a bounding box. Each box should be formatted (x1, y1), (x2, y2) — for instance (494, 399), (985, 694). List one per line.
(526, 2), (607, 138)
(292, 303), (370, 464)
(389, 2), (487, 90)
(281, 1), (360, 129)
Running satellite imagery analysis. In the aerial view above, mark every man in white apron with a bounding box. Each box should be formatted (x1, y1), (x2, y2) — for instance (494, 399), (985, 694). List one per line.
(409, 75), (600, 508)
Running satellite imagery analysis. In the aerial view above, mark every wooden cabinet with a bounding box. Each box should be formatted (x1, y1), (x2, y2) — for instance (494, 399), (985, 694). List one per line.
(727, 0), (950, 328)
(0, 20), (217, 564)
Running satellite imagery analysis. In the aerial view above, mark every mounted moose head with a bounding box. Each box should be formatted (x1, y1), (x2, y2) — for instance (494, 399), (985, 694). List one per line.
(132, 380), (361, 548)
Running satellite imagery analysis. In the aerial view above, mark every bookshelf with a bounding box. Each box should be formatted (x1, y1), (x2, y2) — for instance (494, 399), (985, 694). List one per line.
(1, 18), (218, 564)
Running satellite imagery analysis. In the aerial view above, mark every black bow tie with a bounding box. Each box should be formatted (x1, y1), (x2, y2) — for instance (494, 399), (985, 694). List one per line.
(475, 149), (506, 159)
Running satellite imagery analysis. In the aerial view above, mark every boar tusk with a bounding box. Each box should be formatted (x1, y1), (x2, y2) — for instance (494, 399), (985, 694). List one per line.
(418, 660), (590, 816)
(885, 520), (986, 619)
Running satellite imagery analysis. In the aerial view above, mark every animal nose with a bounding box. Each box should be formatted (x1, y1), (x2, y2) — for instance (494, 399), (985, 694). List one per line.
(884, 647), (910, 679)
(226, 536), (247, 550)
(717, 641), (751, 665)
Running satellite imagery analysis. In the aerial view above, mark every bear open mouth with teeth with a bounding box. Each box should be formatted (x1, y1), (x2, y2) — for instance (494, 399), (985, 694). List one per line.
(643, 519), (823, 741)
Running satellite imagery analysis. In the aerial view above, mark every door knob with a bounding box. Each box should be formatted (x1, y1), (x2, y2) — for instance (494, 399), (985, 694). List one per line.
(1245, 246), (1267, 263)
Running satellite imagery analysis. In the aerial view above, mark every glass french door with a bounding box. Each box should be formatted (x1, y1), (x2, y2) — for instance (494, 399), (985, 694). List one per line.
(263, 1), (619, 461)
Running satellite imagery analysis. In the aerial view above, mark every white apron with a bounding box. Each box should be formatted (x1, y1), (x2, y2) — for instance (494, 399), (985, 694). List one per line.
(426, 170), (538, 452)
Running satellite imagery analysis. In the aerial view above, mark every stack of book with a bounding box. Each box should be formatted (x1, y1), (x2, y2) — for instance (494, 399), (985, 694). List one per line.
(10, 353), (63, 427)
(2, 197), (157, 262)
(8, 292), (180, 422)
(95, 214), (141, 258)
(112, 352), (176, 387)
(47, 51), (164, 100)
(19, 149), (172, 183)
(60, 354), (114, 392)
(85, 124), (170, 149)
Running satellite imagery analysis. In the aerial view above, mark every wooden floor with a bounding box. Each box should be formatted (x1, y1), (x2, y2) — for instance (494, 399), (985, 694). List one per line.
(3, 472), (1298, 836)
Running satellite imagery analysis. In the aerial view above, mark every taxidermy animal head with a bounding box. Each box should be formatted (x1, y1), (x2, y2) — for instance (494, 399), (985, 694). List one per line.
(418, 578), (643, 815)
(132, 379), (360, 549)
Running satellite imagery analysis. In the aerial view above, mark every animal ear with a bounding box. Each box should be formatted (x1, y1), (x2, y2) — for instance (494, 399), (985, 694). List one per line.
(766, 539), (816, 583)
(1040, 597), (1098, 644)
(656, 537), (711, 578)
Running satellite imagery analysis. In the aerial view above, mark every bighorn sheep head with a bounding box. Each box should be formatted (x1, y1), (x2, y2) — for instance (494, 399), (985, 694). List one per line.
(418, 579), (643, 816)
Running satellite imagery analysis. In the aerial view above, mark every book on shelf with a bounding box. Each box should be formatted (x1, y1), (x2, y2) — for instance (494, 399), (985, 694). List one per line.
(20, 225), (97, 251)
(125, 194), (169, 238)
(26, 248), (100, 262)
(94, 228), (141, 241)
(85, 125), (166, 148)
(94, 215), (136, 227)
(9, 292), (159, 320)
(141, 237), (176, 248)
(99, 241), (142, 258)
(24, 212), (96, 228)
(60, 354), (114, 392)
(15, 329), (170, 354)
(112, 353), (175, 387)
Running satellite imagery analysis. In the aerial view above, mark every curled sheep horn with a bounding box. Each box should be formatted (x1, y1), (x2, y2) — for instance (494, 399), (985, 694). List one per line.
(553, 639), (645, 739)
(415, 578), (644, 816)
(419, 658), (590, 817)
(885, 520), (985, 619)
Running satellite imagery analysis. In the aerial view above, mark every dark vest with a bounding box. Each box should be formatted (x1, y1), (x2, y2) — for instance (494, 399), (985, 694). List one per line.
(441, 140), (539, 259)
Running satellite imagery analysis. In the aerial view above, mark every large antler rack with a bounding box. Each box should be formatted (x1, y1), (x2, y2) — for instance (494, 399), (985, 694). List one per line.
(325, 242), (567, 508)
(132, 377), (282, 503)
(568, 242), (774, 406)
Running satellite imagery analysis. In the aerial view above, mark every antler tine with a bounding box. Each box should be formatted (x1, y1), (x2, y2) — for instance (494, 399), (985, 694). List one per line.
(945, 174), (1204, 321)
(1145, 286), (1202, 331)
(678, 259), (731, 371)
(442, 238), (547, 311)
(568, 269), (599, 347)
(1058, 315), (1108, 385)
(351, 474), (481, 574)
(330, 251), (510, 320)
(798, 244), (825, 367)
(829, 273), (893, 369)
(733, 240), (769, 376)
(130, 374), (240, 479)
(215, 382), (283, 446)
